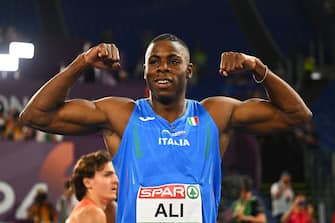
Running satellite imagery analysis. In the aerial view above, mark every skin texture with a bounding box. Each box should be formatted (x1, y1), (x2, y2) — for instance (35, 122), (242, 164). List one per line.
(19, 39), (312, 158)
(66, 162), (118, 223)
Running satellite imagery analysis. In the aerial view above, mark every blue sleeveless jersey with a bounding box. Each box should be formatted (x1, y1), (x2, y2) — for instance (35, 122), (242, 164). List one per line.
(112, 99), (222, 223)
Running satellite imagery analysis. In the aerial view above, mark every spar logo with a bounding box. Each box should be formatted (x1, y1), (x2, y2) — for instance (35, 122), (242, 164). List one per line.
(139, 184), (186, 199)
(186, 185), (199, 199)
(136, 184), (202, 220)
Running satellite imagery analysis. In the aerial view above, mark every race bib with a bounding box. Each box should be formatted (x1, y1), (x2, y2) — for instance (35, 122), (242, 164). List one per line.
(136, 184), (202, 223)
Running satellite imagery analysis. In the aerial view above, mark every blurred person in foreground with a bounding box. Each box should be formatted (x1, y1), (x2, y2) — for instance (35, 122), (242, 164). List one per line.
(231, 175), (266, 223)
(56, 180), (78, 223)
(66, 150), (118, 223)
(20, 33), (312, 222)
(280, 194), (315, 223)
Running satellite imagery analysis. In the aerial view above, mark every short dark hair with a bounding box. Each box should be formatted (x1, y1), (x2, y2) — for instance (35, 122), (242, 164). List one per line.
(150, 33), (190, 59)
(281, 171), (291, 178)
(241, 175), (253, 192)
(71, 150), (111, 201)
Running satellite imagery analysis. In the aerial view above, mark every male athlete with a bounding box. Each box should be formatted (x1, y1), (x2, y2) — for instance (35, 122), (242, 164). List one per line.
(67, 150), (118, 223)
(20, 34), (312, 222)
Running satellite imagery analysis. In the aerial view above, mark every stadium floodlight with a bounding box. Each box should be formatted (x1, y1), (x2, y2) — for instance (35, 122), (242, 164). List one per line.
(0, 54), (19, 71)
(9, 42), (35, 59)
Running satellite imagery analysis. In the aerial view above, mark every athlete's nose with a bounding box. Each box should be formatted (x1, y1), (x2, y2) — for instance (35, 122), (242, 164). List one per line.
(113, 174), (119, 185)
(157, 61), (170, 73)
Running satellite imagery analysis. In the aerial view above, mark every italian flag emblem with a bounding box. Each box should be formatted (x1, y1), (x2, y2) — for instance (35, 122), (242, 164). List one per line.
(187, 116), (199, 126)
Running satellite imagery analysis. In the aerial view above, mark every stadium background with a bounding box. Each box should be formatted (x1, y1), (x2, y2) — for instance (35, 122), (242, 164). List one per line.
(0, 0), (334, 222)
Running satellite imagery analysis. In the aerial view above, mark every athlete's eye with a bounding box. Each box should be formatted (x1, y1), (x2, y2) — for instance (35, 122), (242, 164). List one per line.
(171, 60), (178, 65)
(170, 58), (181, 65)
(149, 59), (159, 65)
(104, 171), (114, 177)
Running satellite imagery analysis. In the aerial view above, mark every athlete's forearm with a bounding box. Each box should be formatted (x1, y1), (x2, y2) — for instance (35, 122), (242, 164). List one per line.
(253, 59), (312, 124)
(20, 54), (89, 124)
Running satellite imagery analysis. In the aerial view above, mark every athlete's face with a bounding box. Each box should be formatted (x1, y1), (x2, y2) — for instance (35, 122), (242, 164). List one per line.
(144, 40), (193, 103)
(88, 162), (119, 202)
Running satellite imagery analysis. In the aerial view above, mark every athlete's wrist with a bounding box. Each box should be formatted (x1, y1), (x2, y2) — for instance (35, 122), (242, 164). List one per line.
(252, 59), (268, 84)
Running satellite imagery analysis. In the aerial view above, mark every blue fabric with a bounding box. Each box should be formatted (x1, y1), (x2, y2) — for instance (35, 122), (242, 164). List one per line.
(113, 98), (222, 222)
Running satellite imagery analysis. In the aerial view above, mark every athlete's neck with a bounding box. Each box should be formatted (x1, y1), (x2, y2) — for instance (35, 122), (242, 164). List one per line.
(83, 195), (108, 210)
(148, 97), (187, 123)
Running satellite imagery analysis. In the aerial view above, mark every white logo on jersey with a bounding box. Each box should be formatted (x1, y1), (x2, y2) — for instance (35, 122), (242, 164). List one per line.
(139, 116), (156, 121)
(161, 129), (186, 137)
(158, 138), (190, 146)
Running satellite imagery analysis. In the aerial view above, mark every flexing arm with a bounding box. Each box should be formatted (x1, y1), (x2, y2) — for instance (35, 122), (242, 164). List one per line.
(218, 52), (312, 133)
(19, 43), (122, 135)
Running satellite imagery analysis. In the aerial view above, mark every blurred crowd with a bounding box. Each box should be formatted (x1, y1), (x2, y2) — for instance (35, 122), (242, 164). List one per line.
(26, 180), (78, 223)
(0, 26), (326, 223)
(0, 103), (62, 142)
(217, 170), (316, 223)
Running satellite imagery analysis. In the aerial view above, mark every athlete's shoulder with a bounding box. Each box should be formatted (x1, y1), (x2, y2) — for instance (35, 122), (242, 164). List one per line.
(93, 96), (137, 118)
(69, 202), (105, 223)
(200, 96), (241, 108)
(95, 96), (136, 108)
(198, 96), (242, 131)
(200, 96), (240, 117)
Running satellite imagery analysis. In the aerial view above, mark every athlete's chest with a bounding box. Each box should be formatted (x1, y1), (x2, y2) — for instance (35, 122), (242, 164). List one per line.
(119, 112), (218, 186)
(133, 113), (208, 149)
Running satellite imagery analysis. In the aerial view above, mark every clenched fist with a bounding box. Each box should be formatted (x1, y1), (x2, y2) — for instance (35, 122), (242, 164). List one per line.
(83, 43), (121, 70)
(219, 52), (258, 76)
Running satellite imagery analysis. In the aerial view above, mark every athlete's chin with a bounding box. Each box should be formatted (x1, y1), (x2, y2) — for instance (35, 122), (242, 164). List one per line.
(105, 194), (117, 201)
(153, 94), (176, 104)
(111, 195), (117, 201)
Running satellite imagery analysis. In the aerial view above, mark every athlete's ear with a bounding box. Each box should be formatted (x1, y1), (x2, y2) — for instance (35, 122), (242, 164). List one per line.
(83, 178), (92, 189)
(186, 63), (193, 79)
(143, 64), (147, 79)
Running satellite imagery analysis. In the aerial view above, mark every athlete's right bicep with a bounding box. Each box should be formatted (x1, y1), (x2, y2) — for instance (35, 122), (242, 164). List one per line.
(21, 98), (109, 135)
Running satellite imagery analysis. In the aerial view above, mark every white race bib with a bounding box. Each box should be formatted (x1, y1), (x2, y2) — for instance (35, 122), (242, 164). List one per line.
(136, 184), (202, 223)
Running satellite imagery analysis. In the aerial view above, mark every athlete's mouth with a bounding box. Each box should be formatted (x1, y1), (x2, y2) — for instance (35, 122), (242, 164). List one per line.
(111, 187), (118, 192)
(154, 78), (172, 84)
(154, 78), (173, 89)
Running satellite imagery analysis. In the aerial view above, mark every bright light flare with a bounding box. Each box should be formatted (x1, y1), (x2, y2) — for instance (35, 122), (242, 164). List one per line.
(0, 54), (19, 71)
(9, 42), (35, 59)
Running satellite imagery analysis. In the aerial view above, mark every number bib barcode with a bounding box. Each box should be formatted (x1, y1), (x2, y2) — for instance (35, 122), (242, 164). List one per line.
(136, 184), (202, 223)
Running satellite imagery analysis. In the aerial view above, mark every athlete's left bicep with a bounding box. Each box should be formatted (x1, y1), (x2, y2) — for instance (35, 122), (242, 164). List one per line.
(231, 98), (297, 133)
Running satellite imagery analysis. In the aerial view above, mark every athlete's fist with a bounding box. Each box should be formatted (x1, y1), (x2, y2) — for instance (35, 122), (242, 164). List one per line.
(219, 52), (257, 76)
(83, 43), (121, 70)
